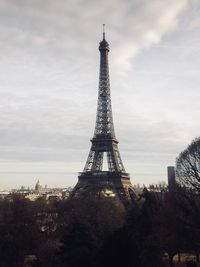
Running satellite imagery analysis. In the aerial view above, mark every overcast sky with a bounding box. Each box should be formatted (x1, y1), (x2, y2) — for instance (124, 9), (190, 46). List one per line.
(0, 0), (200, 189)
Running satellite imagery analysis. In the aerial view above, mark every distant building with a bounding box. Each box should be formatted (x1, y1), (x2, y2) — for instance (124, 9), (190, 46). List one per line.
(0, 182), (72, 202)
(35, 180), (42, 193)
(167, 166), (176, 188)
(0, 190), (10, 199)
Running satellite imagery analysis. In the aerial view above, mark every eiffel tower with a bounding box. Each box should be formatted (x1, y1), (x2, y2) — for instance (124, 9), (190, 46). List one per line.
(73, 26), (134, 201)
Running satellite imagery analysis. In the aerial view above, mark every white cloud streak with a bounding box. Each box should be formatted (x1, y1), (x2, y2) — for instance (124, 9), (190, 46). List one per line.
(0, 0), (190, 69)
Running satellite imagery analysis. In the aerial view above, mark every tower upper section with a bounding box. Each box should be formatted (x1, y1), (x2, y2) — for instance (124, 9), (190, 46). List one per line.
(99, 24), (109, 52)
(94, 26), (116, 139)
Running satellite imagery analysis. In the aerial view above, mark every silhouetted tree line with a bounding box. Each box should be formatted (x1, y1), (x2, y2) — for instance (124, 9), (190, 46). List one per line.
(176, 137), (200, 193)
(0, 185), (200, 267)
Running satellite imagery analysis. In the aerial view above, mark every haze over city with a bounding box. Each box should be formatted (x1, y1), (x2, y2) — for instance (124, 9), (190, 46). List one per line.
(0, 0), (200, 189)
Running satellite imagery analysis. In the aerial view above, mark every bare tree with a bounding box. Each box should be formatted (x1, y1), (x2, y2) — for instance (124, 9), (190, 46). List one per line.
(176, 137), (200, 192)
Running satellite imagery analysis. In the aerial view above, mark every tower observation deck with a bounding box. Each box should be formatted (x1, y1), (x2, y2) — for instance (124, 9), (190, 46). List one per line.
(72, 27), (134, 202)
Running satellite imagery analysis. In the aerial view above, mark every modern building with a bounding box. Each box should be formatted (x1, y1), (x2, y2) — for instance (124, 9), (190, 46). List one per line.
(167, 166), (176, 189)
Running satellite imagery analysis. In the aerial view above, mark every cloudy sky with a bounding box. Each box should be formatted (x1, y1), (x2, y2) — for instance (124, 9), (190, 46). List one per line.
(0, 0), (200, 189)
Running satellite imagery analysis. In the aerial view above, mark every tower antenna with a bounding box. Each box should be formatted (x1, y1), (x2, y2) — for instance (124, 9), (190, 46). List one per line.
(103, 24), (105, 39)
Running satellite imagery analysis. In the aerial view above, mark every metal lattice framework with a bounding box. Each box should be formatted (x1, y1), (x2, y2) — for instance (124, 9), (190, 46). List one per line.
(73, 27), (134, 202)
(83, 31), (126, 173)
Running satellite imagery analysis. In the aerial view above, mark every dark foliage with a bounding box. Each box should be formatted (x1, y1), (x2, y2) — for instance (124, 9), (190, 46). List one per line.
(0, 188), (200, 267)
(176, 137), (200, 192)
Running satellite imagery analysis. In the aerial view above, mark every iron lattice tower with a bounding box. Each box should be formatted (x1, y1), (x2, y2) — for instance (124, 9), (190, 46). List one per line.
(73, 27), (134, 201)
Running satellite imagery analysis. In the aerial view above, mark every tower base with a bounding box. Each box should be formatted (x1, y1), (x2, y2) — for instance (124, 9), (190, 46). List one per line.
(72, 171), (135, 203)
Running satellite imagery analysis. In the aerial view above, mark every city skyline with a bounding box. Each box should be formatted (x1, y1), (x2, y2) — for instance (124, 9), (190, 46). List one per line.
(0, 0), (200, 189)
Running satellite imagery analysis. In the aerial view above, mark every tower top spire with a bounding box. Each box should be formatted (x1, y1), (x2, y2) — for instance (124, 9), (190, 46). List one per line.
(103, 24), (105, 40)
(99, 24), (109, 51)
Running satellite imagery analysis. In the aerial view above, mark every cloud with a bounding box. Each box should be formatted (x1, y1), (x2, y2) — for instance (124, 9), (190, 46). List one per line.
(0, 0), (191, 71)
